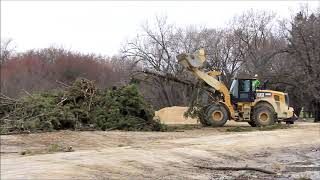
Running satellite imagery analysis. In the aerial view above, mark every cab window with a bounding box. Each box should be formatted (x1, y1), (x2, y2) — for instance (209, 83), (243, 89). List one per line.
(239, 79), (254, 102)
(241, 80), (251, 92)
(230, 80), (238, 98)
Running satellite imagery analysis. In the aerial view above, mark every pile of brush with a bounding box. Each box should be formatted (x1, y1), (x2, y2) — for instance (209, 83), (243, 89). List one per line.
(0, 78), (166, 134)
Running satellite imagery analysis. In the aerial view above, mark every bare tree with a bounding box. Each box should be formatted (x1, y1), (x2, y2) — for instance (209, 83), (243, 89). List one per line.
(284, 8), (320, 121)
(122, 16), (187, 107)
(122, 16), (238, 108)
(202, 29), (245, 87)
(0, 38), (15, 64)
(230, 10), (287, 79)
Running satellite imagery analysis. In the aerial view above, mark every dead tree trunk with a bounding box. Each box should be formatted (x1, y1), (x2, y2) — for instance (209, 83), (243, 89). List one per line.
(315, 101), (320, 122)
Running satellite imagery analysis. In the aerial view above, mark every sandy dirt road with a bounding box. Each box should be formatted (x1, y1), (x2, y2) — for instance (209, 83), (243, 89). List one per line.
(1, 122), (320, 179)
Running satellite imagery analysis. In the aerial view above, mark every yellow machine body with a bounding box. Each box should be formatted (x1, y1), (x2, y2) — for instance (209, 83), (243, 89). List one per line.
(177, 49), (295, 126)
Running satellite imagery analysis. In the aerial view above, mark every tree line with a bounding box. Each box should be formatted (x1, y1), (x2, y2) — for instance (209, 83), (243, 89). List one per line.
(1, 8), (319, 121)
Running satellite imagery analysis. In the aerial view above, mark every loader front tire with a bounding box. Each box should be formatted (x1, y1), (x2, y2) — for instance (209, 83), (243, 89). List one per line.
(199, 105), (210, 126)
(253, 106), (275, 127)
(203, 104), (229, 127)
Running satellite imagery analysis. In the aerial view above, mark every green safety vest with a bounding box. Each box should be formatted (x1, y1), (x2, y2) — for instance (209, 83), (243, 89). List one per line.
(253, 80), (261, 89)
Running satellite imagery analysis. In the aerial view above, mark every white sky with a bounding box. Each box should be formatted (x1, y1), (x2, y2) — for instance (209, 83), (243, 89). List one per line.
(1, 1), (319, 56)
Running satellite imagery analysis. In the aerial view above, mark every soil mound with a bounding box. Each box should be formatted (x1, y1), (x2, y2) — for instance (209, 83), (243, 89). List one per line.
(155, 106), (199, 124)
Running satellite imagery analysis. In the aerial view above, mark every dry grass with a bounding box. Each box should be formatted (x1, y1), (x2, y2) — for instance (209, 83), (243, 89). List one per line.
(20, 143), (74, 156)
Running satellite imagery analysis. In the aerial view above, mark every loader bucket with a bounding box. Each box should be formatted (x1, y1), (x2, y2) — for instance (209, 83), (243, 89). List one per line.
(176, 48), (206, 69)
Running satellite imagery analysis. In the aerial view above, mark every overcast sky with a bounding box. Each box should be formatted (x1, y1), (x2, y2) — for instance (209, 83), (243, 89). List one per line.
(1, 1), (319, 56)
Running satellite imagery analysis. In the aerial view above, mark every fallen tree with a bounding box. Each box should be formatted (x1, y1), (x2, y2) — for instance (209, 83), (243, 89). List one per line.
(0, 78), (166, 134)
(131, 70), (219, 124)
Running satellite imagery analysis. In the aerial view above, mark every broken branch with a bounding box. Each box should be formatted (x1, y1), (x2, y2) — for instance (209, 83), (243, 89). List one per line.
(194, 165), (276, 174)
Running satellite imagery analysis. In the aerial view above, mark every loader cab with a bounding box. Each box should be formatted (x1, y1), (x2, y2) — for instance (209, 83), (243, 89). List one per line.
(230, 78), (256, 103)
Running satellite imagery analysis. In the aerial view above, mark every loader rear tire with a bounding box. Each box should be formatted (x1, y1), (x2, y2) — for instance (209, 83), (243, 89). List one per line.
(253, 106), (275, 127)
(203, 104), (229, 127)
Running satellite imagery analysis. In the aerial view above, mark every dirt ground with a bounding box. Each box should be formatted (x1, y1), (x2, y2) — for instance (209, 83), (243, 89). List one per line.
(1, 121), (320, 180)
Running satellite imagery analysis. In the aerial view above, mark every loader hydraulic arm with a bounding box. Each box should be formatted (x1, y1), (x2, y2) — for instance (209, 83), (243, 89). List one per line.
(176, 49), (235, 118)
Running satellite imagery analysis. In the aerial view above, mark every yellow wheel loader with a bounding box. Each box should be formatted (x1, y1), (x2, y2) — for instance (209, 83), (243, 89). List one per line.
(177, 49), (296, 127)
